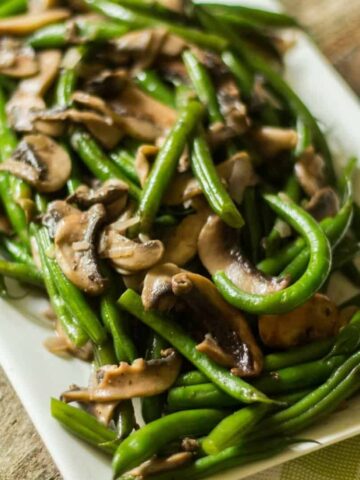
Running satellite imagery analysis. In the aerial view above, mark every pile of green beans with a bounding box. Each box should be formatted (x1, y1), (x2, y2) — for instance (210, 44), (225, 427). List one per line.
(0, 2), (358, 480)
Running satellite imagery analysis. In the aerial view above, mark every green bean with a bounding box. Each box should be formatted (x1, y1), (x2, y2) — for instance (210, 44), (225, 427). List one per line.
(191, 131), (244, 228)
(175, 371), (208, 387)
(117, 400), (136, 440)
(27, 23), (69, 49)
(118, 289), (273, 404)
(203, 403), (271, 454)
(201, 3), (299, 28)
(112, 409), (227, 476)
(352, 203), (360, 241)
(101, 292), (137, 363)
(138, 438), (296, 480)
(36, 226), (106, 345)
(326, 311), (360, 358)
(221, 51), (253, 99)
(135, 70), (175, 108)
(93, 340), (117, 367)
(85, 0), (228, 51)
(242, 187), (262, 262)
(141, 333), (168, 423)
(258, 193), (353, 275)
(55, 48), (85, 108)
(138, 100), (203, 232)
(183, 50), (222, 124)
(0, 86), (31, 248)
(110, 149), (140, 185)
(264, 337), (334, 372)
(253, 355), (346, 394)
(70, 129), (141, 200)
(197, 7), (335, 183)
(0, 236), (34, 267)
(167, 383), (241, 411)
(214, 193), (332, 314)
(35, 225), (88, 347)
(0, 258), (43, 288)
(51, 398), (119, 455)
(0, 0), (26, 18)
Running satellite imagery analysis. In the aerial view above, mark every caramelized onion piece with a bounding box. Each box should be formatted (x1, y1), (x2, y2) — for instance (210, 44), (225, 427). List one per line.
(55, 204), (107, 295)
(62, 349), (182, 402)
(198, 215), (289, 294)
(259, 294), (340, 348)
(0, 134), (71, 192)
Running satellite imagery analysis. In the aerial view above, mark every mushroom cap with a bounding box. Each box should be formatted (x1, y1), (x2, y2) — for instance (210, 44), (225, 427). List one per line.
(0, 38), (38, 78)
(0, 134), (72, 192)
(198, 215), (289, 294)
(55, 203), (108, 295)
(99, 228), (164, 275)
(62, 349), (182, 402)
(259, 293), (340, 348)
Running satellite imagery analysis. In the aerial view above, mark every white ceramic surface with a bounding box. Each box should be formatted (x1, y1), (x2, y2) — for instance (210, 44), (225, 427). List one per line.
(0, 1), (359, 479)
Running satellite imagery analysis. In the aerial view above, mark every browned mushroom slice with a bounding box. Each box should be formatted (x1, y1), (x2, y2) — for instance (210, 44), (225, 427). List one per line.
(171, 272), (263, 376)
(55, 204), (107, 295)
(305, 187), (339, 221)
(295, 146), (326, 196)
(162, 200), (210, 266)
(44, 319), (93, 361)
(85, 69), (128, 98)
(72, 90), (162, 142)
(259, 293), (340, 349)
(164, 151), (256, 206)
(130, 452), (193, 478)
(6, 49), (62, 132)
(142, 263), (183, 311)
(0, 134), (71, 193)
(0, 38), (38, 78)
(252, 126), (298, 158)
(0, 9), (71, 35)
(34, 107), (123, 148)
(135, 145), (159, 187)
(62, 349), (182, 402)
(198, 215), (289, 294)
(99, 227), (164, 275)
(29, 0), (59, 13)
(196, 334), (235, 368)
(67, 180), (129, 219)
(42, 200), (80, 238)
(217, 77), (250, 134)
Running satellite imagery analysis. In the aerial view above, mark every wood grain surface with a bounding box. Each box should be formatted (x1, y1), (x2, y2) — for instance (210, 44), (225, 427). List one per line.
(0, 1), (359, 479)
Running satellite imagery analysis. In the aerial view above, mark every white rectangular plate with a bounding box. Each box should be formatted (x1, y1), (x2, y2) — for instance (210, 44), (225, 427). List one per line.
(0, 1), (359, 479)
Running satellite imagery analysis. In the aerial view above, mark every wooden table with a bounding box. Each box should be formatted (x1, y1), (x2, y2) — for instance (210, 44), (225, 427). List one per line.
(0, 1), (359, 478)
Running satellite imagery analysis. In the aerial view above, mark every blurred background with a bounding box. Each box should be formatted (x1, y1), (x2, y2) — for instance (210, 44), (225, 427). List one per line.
(0, 1), (359, 479)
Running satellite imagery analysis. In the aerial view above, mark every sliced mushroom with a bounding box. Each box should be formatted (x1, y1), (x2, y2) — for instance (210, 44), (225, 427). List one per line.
(62, 349), (182, 402)
(217, 77), (250, 134)
(0, 38), (38, 78)
(198, 215), (289, 294)
(0, 134), (72, 193)
(305, 187), (339, 221)
(176, 271), (263, 376)
(142, 265), (263, 376)
(34, 107), (123, 148)
(0, 9), (71, 35)
(164, 152), (256, 206)
(129, 453), (193, 478)
(29, 0), (59, 13)
(7, 50), (62, 132)
(142, 263), (183, 311)
(72, 90), (163, 142)
(161, 200), (210, 266)
(99, 227), (164, 275)
(67, 180), (129, 219)
(259, 293), (340, 349)
(44, 319), (93, 361)
(196, 334), (235, 368)
(135, 145), (159, 187)
(295, 146), (326, 196)
(55, 204), (107, 295)
(85, 69), (128, 98)
(42, 200), (80, 238)
(252, 126), (298, 158)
